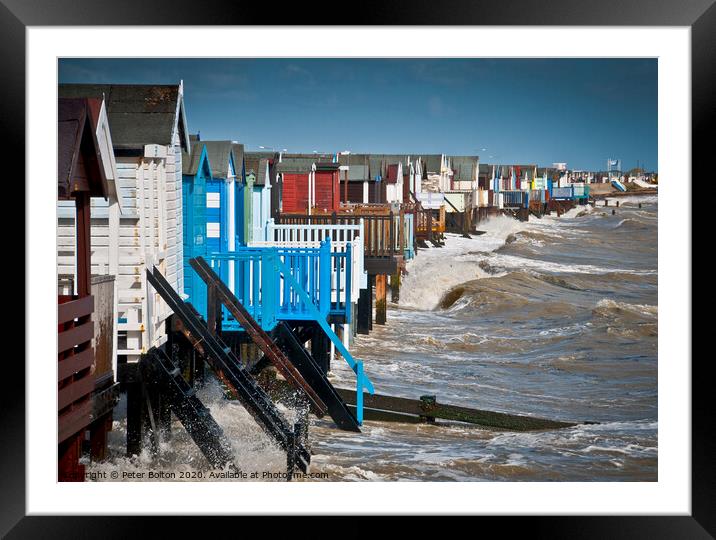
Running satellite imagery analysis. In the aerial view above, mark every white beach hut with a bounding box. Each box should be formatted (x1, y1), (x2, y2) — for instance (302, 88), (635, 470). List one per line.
(58, 82), (190, 364)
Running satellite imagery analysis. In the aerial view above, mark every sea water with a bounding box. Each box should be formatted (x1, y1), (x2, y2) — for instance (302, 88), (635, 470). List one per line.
(87, 195), (657, 482)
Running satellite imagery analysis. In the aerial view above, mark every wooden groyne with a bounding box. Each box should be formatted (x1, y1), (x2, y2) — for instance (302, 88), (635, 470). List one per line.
(336, 389), (588, 431)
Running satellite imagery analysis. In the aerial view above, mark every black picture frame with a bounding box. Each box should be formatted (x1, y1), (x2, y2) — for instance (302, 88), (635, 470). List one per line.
(5, 0), (709, 535)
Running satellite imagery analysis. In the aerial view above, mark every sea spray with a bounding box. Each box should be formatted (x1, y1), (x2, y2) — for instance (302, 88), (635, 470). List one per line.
(400, 215), (530, 310)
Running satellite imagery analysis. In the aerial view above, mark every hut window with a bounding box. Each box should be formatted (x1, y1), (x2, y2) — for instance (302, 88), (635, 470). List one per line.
(206, 192), (221, 208)
(207, 222), (221, 238)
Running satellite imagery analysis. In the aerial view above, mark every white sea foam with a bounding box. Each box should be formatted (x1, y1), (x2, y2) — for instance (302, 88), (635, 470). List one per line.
(400, 216), (529, 310)
(488, 252), (656, 276)
(606, 195), (658, 206)
(595, 299), (658, 318)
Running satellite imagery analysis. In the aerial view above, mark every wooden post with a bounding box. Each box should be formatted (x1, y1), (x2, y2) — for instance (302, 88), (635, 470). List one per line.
(375, 274), (387, 325)
(75, 192), (92, 298)
(126, 381), (144, 457)
(357, 277), (372, 334)
(390, 271), (401, 303)
(344, 168), (348, 204)
(419, 395), (437, 424)
(207, 284), (217, 337)
(311, 325), (330, 375)
(158, 393), (171, 441)
(369, 274), (374, 331)
(58, 434), (85, 482)
(389, 211), (395, 257)
(89, 415), (112, 462)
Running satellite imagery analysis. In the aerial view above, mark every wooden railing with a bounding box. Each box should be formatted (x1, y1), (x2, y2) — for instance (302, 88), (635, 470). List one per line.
(200, 239), (352, 330)
(501, 190), (529, 208)
(249, 220), (367, 301)
(58, 295), (95, 444)
(414, 206), (445, 237)
(278, 212), (398, 260)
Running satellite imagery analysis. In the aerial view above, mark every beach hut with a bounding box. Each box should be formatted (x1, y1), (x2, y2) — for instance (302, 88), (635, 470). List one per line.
(181, 137), (211, 307)
(57, 97), (114, 480)
(448, 155), (479, 191)
(384, 162), (404, 204)
(279, 154), (340, 214)
(278, 155), (312, 213)
(337, 153), (371, 204)
(420, 154), (450, 192)
(253, 152), (282, 220)
(58, 83), (190, 364)
(314, 162), (341, 212)
(200, 141), (244, 252)
(245, 154), (273, 242)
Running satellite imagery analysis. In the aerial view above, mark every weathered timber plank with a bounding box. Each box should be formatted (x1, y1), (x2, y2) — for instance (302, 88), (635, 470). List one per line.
(336, 388), (579, 431)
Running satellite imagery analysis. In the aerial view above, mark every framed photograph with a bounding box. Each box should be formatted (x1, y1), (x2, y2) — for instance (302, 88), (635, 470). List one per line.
(6, 0), (708, 535)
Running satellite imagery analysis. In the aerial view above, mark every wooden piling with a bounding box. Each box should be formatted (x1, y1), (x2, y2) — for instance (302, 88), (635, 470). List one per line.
(356, 278), (372, 335)
(311, 325), (330, 375)
(89, 415), (112, 462)
(375, 274), (387, 325)
(390, 271), (401, 303)
(58, 434), (85, 482)
(420, 395), (437, 424)
(126, 380), (144, 457)
(369, 274), (374, 331)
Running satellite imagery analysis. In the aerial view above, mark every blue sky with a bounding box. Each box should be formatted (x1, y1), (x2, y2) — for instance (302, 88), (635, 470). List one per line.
(59, 58), (657, 171)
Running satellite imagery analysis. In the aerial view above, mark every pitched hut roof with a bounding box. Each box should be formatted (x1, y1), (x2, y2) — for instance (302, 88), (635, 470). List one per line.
(255, 159), (270, 186)
(58, 83), (189, 151)
(244, 154), (267, 184)
(58, 97), (109, 200)
(421, 155), (443, 174)
(449, 156), (479, 182)
(232, 143), (245, 175)
(200, 141), (234, 179)
(338, 154), (370, 182)
(182, 135), (207, 176)
(277, 156), (315, 174)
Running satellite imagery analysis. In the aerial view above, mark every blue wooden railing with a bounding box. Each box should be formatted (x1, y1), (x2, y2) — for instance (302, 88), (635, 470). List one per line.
(189, 238), (374, 424)
(274, 254), (375, 424)
(196, 238), (351, 331)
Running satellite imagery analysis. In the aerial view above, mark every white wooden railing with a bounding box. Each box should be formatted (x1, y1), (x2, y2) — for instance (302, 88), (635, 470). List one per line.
(248, 220), (367, 303)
